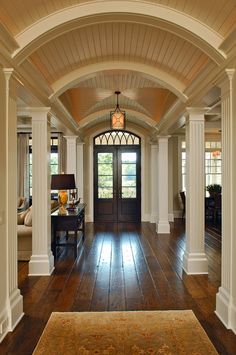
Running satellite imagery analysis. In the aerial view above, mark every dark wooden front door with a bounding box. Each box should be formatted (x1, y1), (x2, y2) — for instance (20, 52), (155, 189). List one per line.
(94, 145), (141, 222)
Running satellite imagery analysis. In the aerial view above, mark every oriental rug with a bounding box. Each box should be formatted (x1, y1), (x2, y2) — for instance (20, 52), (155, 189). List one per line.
(33, 310), (218, 354)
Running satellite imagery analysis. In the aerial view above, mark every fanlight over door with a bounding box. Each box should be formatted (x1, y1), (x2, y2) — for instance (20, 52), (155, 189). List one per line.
(94, 131), (141, 222)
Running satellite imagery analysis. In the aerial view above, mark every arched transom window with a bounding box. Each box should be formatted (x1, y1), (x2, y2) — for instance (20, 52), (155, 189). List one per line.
(94, 130), (140, 146)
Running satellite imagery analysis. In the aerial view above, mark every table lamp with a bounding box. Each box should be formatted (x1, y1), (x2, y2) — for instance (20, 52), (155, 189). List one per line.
(51, 174), (76, 215)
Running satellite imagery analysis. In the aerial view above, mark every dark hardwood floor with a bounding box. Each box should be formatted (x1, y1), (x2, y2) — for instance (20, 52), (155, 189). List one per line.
(1, 220), (236, 354)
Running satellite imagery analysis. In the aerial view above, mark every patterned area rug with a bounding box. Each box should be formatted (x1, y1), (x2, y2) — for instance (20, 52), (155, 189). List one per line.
(33, 310), (218, 354)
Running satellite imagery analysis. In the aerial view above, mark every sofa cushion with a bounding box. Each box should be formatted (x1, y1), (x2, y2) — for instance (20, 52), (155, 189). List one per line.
(17, 224), (32, 238)
(24, 207), (32, 227)
(17, 209), (29, 225)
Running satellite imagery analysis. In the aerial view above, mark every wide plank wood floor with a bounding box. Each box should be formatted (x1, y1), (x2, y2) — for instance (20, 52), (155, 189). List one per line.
(0, 220), (236, 354)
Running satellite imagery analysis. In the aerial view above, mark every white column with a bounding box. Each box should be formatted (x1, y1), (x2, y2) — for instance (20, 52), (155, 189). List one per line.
(0, 69), (23, 342)
(157, 136), (170, 233)
(168, 138), (174, 222)
(216, 69), (236, 334)
(183, 108), (208, 274)
(64, 136), (77, 180)
(76, 142), (84, 202)
(29, 108), (54, 276)
(150, 143), (158, 223)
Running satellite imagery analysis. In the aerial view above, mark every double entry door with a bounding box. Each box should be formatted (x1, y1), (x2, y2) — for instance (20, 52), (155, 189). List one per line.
(94, 145), (141, 222)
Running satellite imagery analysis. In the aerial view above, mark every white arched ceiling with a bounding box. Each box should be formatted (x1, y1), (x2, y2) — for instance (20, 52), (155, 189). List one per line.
(50, 61), (187, 102)
(29, 22), (210, 88)
(11, 1), (226, 65)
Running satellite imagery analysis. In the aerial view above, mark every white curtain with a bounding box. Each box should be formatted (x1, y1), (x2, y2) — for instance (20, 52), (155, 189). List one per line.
(17, 133), (29, 200)
(58, 133), (66, 173)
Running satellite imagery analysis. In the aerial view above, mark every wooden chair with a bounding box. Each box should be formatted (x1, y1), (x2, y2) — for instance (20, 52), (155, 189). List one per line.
(179, 191), (186, 219)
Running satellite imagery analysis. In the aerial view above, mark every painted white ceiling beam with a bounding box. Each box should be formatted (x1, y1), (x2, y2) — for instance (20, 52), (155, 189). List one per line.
(49, 61), (187, 102)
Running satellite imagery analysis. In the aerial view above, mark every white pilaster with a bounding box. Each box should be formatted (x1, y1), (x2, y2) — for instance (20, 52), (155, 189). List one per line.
(0, 69), (23, 342)
(168, 138), (174, 222)
(183, 108), (208, 274)
(150, 143), (158, 223)
(64, 136), (77, 180)
(157, 136), (170, 233)
(216, 69), (236, 334)
(29, 108), (54, 276)
(76, 142), (84, 202)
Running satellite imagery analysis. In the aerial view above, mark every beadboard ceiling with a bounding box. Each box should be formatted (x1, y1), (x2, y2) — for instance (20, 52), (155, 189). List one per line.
(1, 0), (234, 131)
(1, 0), (235, 37)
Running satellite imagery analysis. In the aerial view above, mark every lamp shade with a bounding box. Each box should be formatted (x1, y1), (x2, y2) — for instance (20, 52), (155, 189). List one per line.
(51, 174), (76, 190)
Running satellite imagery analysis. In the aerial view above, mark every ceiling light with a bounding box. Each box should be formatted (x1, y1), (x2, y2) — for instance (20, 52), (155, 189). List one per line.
(110, 91), (126, 130)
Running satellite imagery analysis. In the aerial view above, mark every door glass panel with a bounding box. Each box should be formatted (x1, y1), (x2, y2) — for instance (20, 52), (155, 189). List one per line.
(98, 164), (113, 175)
(122, 187), (136, 198)
(122, 164), (136, 175)
(121, 152), (137, 199)
(98, 153), (113, 199)
(122, 175), (136, 186)
(98, 152), (113, 163)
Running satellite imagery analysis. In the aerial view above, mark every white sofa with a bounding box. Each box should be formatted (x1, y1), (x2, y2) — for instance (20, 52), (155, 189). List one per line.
(17, 200), (59, 261)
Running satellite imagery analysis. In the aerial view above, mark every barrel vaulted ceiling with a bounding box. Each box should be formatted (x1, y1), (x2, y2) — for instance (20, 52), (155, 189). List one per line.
(0, 0), (235, 134)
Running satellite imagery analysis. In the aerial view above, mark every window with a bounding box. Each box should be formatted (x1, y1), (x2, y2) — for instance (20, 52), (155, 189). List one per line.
(181, 141), (221, 192)
(29, 137), (59, 196)
(94, 130), (140, 146)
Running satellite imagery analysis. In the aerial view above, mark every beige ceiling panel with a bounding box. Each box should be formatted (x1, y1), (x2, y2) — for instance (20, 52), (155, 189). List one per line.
(29, 22), (209, 86)
(0, 0), (235, 38)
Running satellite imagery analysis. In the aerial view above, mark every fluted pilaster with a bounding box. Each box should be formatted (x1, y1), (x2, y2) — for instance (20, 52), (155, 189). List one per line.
(157, 136), (170, 233)
(29, 108), (54, 276)
(76, 142), (84, 202)
(64, 136), (78, 180)
(150, 143), (158, 223)
(216, 69), (236, 334)
(183, 108), (208, 274)
(0, 69), (23, 341)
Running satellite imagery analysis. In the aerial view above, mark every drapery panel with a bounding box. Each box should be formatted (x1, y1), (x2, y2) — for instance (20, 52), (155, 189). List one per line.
(17, 133), (29, 200)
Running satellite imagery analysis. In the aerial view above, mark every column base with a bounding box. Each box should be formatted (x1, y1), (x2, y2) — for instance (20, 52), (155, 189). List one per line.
(156, 221), (170, 234)
(216, 287), (236, 334)
(183, 251), (208, 274)
(150, 214), (157, 223)
(0, 288), (24, 342)
(29, 252), (54, 276)
(8, 288), (24, 331)
(0, 309), (9, 342)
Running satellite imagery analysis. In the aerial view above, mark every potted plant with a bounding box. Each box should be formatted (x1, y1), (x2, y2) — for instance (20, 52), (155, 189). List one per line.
(206, 184), (221, 196)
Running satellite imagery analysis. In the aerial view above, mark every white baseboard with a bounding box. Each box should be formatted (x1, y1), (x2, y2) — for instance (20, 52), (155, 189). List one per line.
(168, 213), (174, 222)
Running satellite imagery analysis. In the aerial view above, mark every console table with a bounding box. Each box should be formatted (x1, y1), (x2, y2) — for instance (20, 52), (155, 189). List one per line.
(51, 203), (86, 258)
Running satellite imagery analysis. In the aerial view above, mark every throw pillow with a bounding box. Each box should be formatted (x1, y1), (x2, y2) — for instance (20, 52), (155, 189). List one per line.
(24, 207), (32, 227)
(18, 197), (23, 208)
(17, 209), (29, 225)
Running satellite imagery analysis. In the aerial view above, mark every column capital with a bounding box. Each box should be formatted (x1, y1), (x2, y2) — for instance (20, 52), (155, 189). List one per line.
(225, 68), (235, 81)
(64, 135), (78, 141)
(185, 107), (209, 119)
(157, 135), (171, 143)
(23, 107), (51, 119)
(220, 68), (235, 99)
(3, 68), (14, 81)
